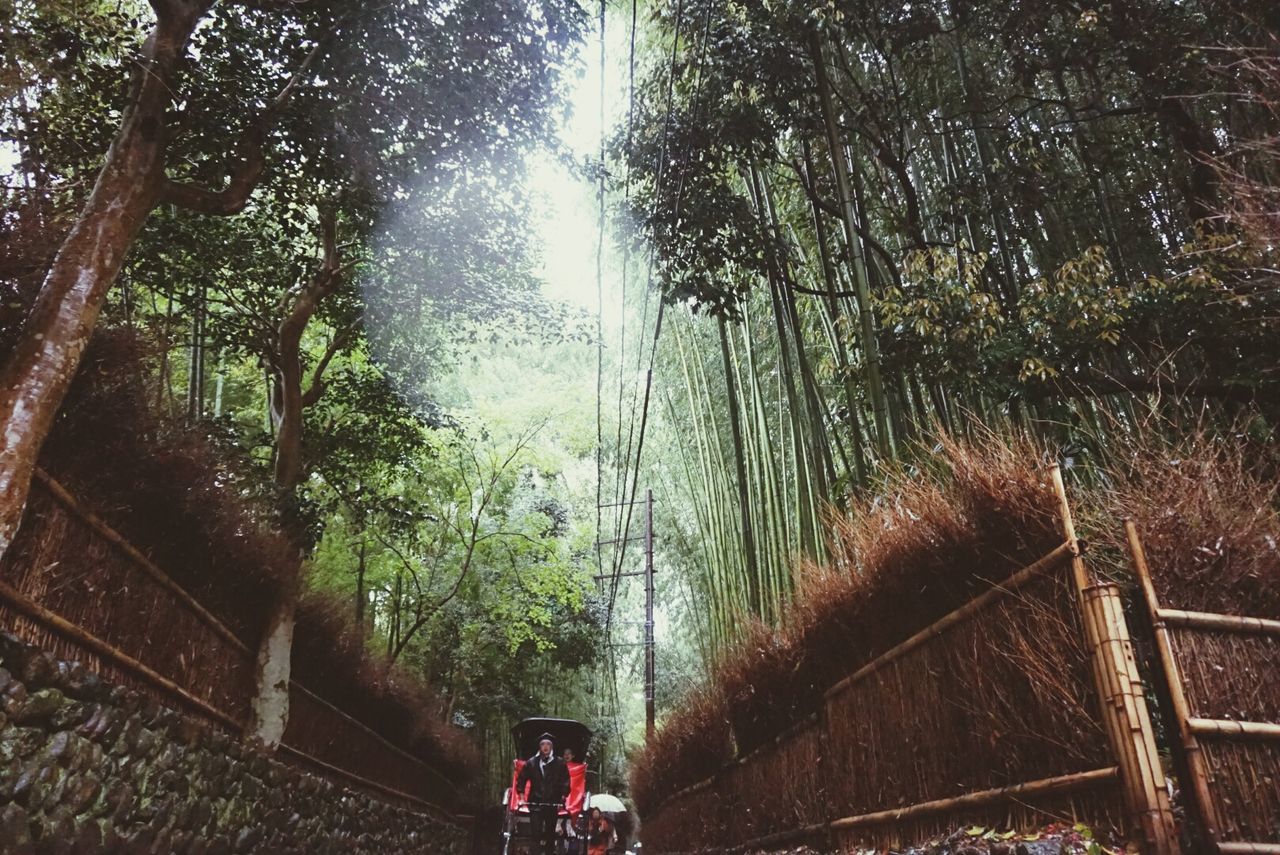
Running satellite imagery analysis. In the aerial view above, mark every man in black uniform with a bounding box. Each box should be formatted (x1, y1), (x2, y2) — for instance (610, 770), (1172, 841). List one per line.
(516, 733), (570, 855)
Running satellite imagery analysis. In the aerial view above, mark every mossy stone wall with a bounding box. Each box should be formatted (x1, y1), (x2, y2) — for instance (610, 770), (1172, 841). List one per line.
(0, 632), (468, 854)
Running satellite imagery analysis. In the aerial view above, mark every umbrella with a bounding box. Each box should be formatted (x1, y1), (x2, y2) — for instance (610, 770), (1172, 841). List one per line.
(588, 794), (626, 814)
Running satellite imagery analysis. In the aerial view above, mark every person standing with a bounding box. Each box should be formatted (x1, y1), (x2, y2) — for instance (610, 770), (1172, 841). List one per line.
(516, 733), (570, 855)
(557, 747), (581, 854)
(586, 807), (615, 855)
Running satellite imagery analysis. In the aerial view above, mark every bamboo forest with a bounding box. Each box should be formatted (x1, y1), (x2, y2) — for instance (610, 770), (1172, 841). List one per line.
(0, 1), (1278, 853)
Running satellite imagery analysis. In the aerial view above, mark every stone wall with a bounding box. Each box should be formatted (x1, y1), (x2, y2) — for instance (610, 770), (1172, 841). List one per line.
(0, 632), (470, 854)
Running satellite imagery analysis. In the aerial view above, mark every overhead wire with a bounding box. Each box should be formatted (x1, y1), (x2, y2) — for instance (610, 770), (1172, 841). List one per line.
(601, 0), (688, 645)
(595, 0), (719, 761)
(606, 0), (718, 618)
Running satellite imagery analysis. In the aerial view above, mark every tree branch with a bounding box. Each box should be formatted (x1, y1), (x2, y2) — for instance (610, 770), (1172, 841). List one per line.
(160, 25), (336, 215)
(301, 323), (354, 408)
(160, 122), (267, 215)
(148, 0), (209, 22)
(1030, 369), (1275, 405)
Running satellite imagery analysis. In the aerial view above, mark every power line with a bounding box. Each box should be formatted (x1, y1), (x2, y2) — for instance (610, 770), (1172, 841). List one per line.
(607, 0), (720, 617)
(593, 0), (606, 658)
(597, 0), (719, 754)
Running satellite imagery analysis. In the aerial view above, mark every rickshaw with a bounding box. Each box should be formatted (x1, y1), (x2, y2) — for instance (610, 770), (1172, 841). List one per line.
(502, 717), (592, 855)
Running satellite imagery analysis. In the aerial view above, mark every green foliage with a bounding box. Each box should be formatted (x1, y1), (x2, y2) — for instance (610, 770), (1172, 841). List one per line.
(625, 0), (1280, 669)
(2, 0), (608, 792)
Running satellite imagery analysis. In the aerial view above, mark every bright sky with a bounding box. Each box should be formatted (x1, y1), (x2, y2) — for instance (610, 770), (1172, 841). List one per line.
(529, 13), (633, 317)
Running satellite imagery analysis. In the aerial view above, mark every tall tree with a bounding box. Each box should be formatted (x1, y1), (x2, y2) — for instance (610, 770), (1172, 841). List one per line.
(0, 0), (585, 745)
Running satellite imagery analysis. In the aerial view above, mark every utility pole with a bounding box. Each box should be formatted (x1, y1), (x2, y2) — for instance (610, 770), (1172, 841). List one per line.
(644, 488), (655, 737)
(595, 491), (658, 738)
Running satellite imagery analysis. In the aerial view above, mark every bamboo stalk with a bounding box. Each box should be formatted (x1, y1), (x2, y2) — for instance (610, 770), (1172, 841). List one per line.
(1187, 718), (1280, 741)
(824, 541), (1074, 700)
(828, 766), (1120, 829)
(1125, 520), (1222, 846)
(809, 32), (890, 458)
(1158, 609), (1280, 638)
(1216, 844), (1280, 854)
(33, 469), (253, 656)
(0, 577), (243, 732)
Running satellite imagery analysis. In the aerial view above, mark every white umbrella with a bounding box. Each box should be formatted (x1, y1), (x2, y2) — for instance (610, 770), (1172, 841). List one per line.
(588, 794), (627, 814)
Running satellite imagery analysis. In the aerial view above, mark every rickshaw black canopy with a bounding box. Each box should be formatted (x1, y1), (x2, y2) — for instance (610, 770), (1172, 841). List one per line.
(512, 717), (592, 759)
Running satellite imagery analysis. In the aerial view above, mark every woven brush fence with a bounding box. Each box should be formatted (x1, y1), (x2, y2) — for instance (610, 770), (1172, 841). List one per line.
(0, 474), (464, 816)
(638, 464), (1182, 854)
(1127, 523), (1280, 850)
(1099, 439), (1280, 851)
(641, 781), (722, 853)
(822, 563), (1122, 850)
(719, 718), (827, 848)
(0, 483), (253, 724)
(283, 684), (459, 810)
(638, 548), (1134, 852)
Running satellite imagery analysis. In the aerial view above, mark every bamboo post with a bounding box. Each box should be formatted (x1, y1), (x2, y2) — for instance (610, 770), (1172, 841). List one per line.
(1186, 719), (1280, 741)
(1125, 520), (1222, 848)
(1157, 608), (1280, 637)
(1090, 583), (1181, 854)
(1050, 465), (1180, 855)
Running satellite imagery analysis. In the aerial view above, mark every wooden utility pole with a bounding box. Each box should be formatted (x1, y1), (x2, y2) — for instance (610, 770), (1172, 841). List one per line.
(595, 491), (658, 737)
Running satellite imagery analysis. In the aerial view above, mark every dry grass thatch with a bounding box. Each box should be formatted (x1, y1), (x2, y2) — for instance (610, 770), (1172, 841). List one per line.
(631, 432), (1067, 814)
(1089, 428), (1280, 620)
(12, 330), (476, 786)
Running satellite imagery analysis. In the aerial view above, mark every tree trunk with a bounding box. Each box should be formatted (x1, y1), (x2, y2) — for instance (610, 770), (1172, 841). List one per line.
(250, 215), (342, 748)
(248, 581), (297, 748)
(0, 8), (205, 558)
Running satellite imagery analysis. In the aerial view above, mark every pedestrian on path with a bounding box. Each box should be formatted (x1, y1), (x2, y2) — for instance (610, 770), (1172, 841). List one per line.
(586, 807), (615, 855)
(516, 733), (570, 855)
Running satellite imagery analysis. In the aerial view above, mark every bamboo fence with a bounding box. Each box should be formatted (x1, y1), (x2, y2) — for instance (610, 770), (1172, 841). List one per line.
(1127, 521), (1280, 853)
(0, 470), (462, 822)
(641, 465), (1183, 854)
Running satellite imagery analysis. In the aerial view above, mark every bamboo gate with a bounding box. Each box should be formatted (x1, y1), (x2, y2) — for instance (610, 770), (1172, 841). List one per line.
(641, 465), (1238, 854)
(1126, 522), (1280, 854)
(0, 469), (464, 825)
